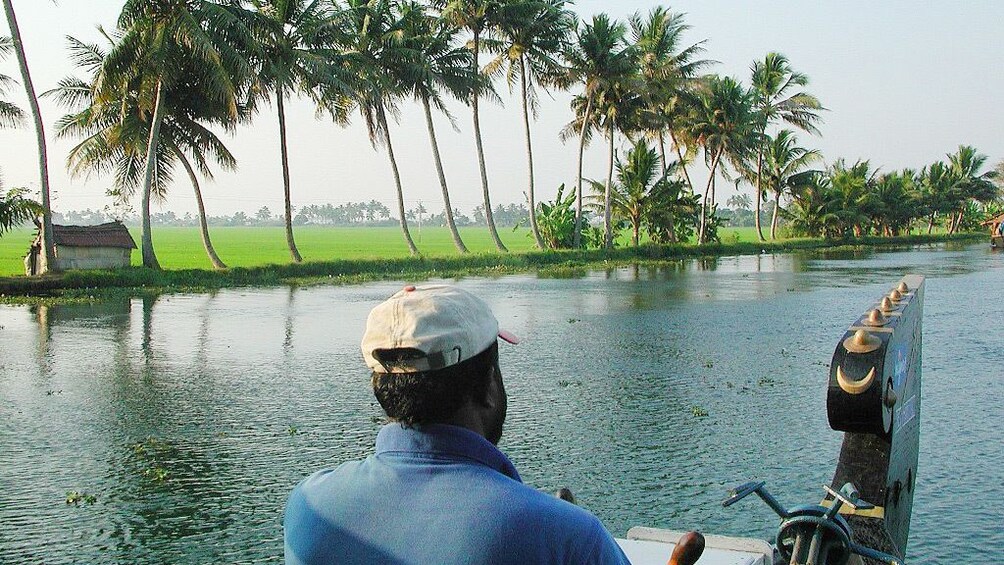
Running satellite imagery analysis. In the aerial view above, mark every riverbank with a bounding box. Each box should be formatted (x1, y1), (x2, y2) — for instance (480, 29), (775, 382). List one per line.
(0, 232), (984, 303)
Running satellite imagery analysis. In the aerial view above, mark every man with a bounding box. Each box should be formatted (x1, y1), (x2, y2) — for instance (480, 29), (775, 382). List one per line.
(284, 284), (631, 564)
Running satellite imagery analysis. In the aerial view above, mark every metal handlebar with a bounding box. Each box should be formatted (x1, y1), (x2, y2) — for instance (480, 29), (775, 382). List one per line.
(722, 481), (904, 565)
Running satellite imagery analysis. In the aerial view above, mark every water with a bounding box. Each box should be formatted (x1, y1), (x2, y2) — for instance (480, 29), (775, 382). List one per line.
(1, 242), (1001, 564)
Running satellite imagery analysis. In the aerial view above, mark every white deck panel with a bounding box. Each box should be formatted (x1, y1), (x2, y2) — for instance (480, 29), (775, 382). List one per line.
(616, 527), (773, 565)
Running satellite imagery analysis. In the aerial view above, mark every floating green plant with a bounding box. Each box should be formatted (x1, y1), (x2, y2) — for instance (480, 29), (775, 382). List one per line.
(65, 491), (97, 505)
(691, 406), (709, 417)
(142, 466), (169, 482)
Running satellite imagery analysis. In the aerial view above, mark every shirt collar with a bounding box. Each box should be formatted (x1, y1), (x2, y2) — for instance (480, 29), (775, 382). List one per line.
(375, 423), (522, 482)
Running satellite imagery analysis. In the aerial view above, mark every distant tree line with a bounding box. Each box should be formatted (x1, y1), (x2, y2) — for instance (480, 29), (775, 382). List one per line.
(1, 1), (1000, 270)
(36, 201), (531, 229)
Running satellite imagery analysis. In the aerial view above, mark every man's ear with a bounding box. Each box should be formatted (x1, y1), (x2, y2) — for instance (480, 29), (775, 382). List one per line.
(475, 365), (498, 409)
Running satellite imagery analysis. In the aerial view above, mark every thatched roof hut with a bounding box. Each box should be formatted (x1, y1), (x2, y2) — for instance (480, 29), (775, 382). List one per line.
(25, 222), (137, 275)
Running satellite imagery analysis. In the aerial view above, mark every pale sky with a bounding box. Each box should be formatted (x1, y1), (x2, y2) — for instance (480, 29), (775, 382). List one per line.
(0, 0), (1001, 217)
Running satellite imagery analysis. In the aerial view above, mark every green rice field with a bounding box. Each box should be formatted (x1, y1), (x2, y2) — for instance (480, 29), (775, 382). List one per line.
(0, 225), (764, 276)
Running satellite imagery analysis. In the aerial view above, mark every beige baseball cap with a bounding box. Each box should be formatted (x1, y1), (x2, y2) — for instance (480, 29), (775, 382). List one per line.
(361, 284), (519, 374)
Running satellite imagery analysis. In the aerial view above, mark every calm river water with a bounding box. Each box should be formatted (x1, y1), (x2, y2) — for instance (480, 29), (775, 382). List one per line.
(1, 242), (1001, 564)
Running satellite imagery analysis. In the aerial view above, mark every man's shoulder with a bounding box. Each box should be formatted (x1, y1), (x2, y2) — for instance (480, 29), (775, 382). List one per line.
(487, 479), (614, 537)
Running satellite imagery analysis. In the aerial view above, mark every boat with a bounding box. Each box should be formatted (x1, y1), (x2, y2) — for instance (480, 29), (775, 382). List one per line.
(614, 275), (924, 565)
(981, 213), (1004, 248)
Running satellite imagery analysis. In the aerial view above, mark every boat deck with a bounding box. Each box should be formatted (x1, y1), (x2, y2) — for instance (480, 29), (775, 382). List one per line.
(616, 527), (773, 565)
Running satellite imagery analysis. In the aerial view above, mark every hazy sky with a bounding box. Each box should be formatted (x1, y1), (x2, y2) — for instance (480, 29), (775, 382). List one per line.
(1, 1), (1001, 217)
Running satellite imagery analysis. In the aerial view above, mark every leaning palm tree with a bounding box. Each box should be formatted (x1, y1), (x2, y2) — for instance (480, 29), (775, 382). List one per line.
(760, 129), (821, 239)
(51, 34), (240, 269)
(328, 0), (418, 255)
(433, 0), (507, 251)
(562, 13), (635, 248)
(689, 75), (757, 243)
(97, 0), (249, 269)
(485, 0), (572, 249)
(628, 7), (710, 241)
(243, 0), (348, 263)
(396, 1), (472, 253)
(750, 52), (823, 241)
(629, 7), (710, 191)
(2, 2), (56, 272)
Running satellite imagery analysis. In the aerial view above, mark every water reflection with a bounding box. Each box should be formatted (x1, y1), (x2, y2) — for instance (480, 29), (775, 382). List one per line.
(0, 243), (1001, 564)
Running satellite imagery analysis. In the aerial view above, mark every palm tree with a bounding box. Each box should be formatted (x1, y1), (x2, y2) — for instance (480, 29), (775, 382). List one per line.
(51, 34), (239, 269)
(97, 0), (248, 269)
(587, 139), (685, 246)
(689, 75), (756, 243)
(918, 161), (955, 233)
(871, 170), (919, 236)
(784, 173), (835, 238)
(396, 1), (472, 253)
(563, 13), (635, 248)
(726, 192), (752, 212)
(2, 1), (56, 272)
(828, 159), (876, 237)
(244, 0), (347, 263)
(0, 37), (24, 128)
(434, 0), (507, 252)
(947, 145), (998, 233)
(629, 6), (710, 211)
(329, 0), (418, 255)
(750, 53), (823, 241)
(0, 184), (40, 236)
(485, 0), (572, 249)
(760, 129), (821, 239)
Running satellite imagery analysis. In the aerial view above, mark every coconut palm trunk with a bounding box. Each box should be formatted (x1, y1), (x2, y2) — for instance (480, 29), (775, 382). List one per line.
(770, 188), (782, 239)
(658, 131), (668, 174)
(420, 93), (467, 254)
(139, 79), (166, 269)
(175, 148), (226, 269)
(519, 56), (545, 249)
(470, 31), (506, 252)
(698, 147), (724, 244)
(754, 139), (767, 241)
(3, 0), (55, 273)
(670, 130), (695, 194)
(276, 92), (303, 262)
(378, 106), (418, 256)
(604, 120), (615, 249)
(573, 96), (592, 248)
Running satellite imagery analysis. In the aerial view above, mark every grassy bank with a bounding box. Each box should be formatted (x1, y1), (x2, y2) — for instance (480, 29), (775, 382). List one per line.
(0, 225), (768, 274)
(0, 228), (983, 302)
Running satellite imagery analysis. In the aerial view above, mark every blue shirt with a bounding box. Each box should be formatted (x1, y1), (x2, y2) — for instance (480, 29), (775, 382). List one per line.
(284, 424), (630, 565)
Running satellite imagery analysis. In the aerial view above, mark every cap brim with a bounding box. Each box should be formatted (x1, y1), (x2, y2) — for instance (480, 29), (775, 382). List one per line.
(498, 329), (520, 345)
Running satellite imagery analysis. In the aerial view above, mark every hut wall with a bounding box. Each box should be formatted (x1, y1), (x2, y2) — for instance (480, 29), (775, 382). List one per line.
(54, 246), (131, 270)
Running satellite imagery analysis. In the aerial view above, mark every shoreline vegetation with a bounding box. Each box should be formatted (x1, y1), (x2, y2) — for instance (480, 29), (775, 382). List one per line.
(0, 231), (983, 303)
(3, 2), (1000, 278)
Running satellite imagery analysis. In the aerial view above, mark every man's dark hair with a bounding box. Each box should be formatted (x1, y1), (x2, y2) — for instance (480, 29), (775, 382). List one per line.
(372, 342), (499, 427)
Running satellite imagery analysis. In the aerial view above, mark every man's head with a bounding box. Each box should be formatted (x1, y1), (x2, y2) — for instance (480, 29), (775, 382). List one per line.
(361, 285), (517, 444)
